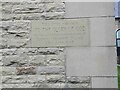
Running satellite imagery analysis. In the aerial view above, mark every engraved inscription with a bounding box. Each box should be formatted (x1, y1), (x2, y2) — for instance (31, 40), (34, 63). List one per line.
(31, 19), (90, 47)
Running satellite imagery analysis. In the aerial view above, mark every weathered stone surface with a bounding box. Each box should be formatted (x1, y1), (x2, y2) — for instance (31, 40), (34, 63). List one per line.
(37, 48), (64, 55)
(0, 0), (67, 88)
(47, 83), (64, 88)
(1, 38), (30, 48)
(1, 12), (65, 21)
(1, 49), (16, 56)
(37, 66), (65, 75)
(16, 67), (36, 75)
(1, 0), (64, 3)
(2, 55), (28, 67)
(0, 66), (2, 76)
(2, 75), (28, 84)
(2, 84), (35, 88)
(66, 77), (91, 88)
(2, 67), (16, 76)
(46, 75), (65, 83)
(30, 83), (49, 88)
(0, 52), (2, 66)
(1, 21), (30, 32)
(27, 75), (46, 84)
(1, 48), (64, 56)
(66, 83), (91, 88)
(0, 21), (31, 48)
(2, 3), (65, 14)
(1, 2), (65, 21)
(28, 55), (46, 66)
(46, 54), (65, 66)
(67, 76), (91, 84)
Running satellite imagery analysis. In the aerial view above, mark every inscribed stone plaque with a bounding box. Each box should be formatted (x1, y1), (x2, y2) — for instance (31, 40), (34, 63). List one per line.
(31, 19), (90, 47)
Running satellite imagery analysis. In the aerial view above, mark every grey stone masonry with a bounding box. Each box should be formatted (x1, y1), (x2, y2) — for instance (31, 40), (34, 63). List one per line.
(1, 2), (65, 20)
(0, 0), (92, 88)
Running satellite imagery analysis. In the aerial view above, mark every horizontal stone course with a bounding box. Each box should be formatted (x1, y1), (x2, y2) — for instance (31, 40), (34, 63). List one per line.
(1, 39), (30, 48)
(2, 84), (36, 88)
(2, 3), (65, 14)
(1, 1), (65, 21)
(46, 75), (65, 83)
(2, 66), (65, 76)
(66, 83), (91, 88)
(67, 76), (91, 84)
(2, 54), (65, 67)
(1, 0), (64, 3)
(16, 67), (37, 75)
(37, 66), (65, 75)
(1, 21), (30, 31)
(46, 54), (65, 66)
(2, 67), (17, 76)
(2, 75), (28, 84)
(2, 74), (91, 88)
(27, 75), (46, 84)
(1, 12), (65, 21)
(1, 48), (64, 56)
(2, 55), (28, 67)
(28, 55), (46, 66)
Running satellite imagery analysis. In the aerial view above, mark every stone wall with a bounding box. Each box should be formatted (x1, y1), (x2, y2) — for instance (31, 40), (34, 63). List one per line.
(0, 0), (91, 89)
(0, 0), (118, 89)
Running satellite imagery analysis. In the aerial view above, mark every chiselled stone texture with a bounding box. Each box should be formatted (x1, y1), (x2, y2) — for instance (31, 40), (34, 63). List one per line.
(66, 76), (91, 88)
(2, 75), (28, 84)
(2, 84), (36, 88)
(2, 67), (16, 76)
(0, 1), (92, 89)
(1, 2), (65, 20)
(1, 48), (63, 56)
(0, 21), (31, 49)
(1, 48), (64, 67)
(1, 0), (64, 2)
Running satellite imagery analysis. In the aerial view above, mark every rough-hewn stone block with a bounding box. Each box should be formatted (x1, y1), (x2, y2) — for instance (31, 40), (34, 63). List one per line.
(1, 48), (64, 56)
(2, 55), (28, 67)
(28, 55), (46, 66)
(66, 76), (91, 84)
(2, 67), (16, 76)
(1, 39), (30, 48)
(47, 83), (64, 88)
(37, 66), (65, 75)
(1, 21), (30, 31)
(16, 67), (36, 75)
(1, 12), (65, 20)
(2, 3), (65, 14)
(0, 0), (66, 89)
(27, 75), (46, 84)
(2, 75), (28, 84)
(1, 49), (17, 56)
(2, 84), (35, 88)
(1, 2), (65, 21)
(66, 83), (91, 88)
(46, 75), (65, 83)
(1, 0), (64, 3)
(29, 84), (49, 88)
(46, 54), (65, 66)
(1, 21), (31, 48)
